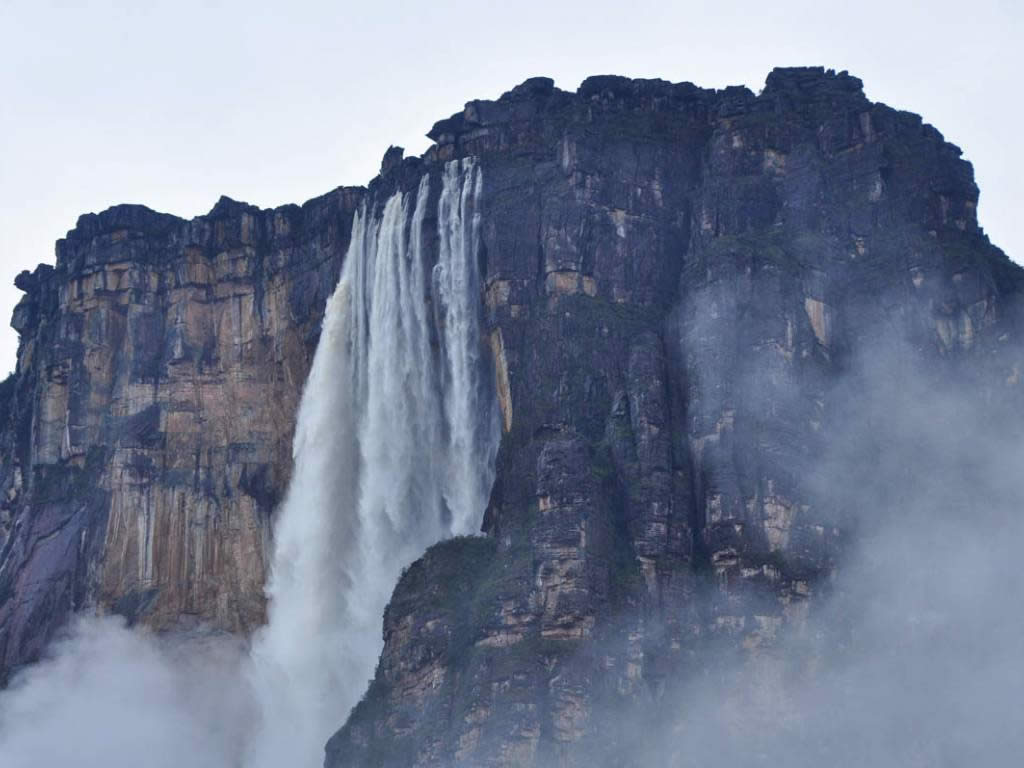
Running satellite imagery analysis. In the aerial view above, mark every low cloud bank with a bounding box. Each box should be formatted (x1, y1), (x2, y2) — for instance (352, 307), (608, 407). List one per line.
(650, 341), (1024, 766)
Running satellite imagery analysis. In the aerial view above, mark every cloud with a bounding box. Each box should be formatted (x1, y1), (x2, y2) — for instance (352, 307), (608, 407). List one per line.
(0, 616), (252, 768)
(643, 335), (1024, 766)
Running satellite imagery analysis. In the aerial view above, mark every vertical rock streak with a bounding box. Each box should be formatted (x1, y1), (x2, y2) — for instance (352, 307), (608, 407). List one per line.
(247, 158), (498, 767)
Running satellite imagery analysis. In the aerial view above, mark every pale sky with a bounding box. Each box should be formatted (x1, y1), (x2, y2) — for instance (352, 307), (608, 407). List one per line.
(1, 0), (1021, 376)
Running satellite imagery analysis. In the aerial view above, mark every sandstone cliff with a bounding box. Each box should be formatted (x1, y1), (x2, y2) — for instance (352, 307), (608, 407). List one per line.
(325, 69), (1024, 765)
(0, 188), (362, 681)
(1, 67), (1021, 766)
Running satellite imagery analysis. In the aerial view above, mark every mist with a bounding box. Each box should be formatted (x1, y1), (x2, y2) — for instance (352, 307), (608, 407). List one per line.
(642, 332), (1024, 766)
(0, 617), (252, 768)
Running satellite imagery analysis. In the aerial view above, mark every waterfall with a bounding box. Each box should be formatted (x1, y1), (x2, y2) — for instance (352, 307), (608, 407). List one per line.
(246, 157), (500, 767)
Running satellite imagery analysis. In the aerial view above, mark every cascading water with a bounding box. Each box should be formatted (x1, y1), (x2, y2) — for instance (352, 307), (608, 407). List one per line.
(246, 157), (500, 767)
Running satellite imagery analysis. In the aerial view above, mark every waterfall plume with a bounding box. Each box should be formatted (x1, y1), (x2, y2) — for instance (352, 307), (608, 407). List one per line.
(246, 157), (500, 767)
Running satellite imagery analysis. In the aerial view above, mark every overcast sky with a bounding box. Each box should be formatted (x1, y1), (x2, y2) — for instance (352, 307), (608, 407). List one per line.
(1, 0), (1020, 376)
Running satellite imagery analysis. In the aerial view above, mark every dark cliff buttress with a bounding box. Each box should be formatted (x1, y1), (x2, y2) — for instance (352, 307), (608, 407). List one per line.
(326, 69), (1024, 766)
(1, 67), (1021, 765)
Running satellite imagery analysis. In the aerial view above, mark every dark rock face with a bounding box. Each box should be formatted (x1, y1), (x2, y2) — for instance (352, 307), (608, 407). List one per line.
(0, 187), (363, 681)
(326, 68), (1023, 766)
(2, 66), (1022, 764)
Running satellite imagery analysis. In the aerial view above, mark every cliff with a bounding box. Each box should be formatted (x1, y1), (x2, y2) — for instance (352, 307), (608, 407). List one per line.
(0, 187), (362, 680)
(1, 66), (1021, 765)
(326, 69), (1024, 765)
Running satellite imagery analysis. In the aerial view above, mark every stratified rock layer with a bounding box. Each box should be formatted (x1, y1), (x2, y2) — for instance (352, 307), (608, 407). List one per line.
(0, 189), (362, 679)
(1, 67), (1022, 766)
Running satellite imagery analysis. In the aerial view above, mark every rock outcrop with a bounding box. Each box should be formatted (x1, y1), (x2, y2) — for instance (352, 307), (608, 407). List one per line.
(325, 69), (1023, 766)
(1, 66), (1021, 766)
(0, 188), (362, 680)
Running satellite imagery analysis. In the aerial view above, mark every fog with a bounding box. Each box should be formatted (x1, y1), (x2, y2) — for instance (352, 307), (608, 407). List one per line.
(644, 334), (1024, 766)
(0, 617), (252, 768)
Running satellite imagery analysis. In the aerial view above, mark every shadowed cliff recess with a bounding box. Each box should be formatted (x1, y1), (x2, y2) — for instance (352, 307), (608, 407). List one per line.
(1, 68), (1022, 767)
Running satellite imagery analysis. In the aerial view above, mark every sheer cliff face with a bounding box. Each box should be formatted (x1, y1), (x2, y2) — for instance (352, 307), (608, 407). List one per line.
(0, 189), (362, 679)
(1, 65), (1021, 763)
(326, 70), (1023, 766)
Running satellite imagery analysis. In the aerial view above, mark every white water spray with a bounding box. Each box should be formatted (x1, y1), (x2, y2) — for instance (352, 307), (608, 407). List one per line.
(246, 157), (500, 767)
